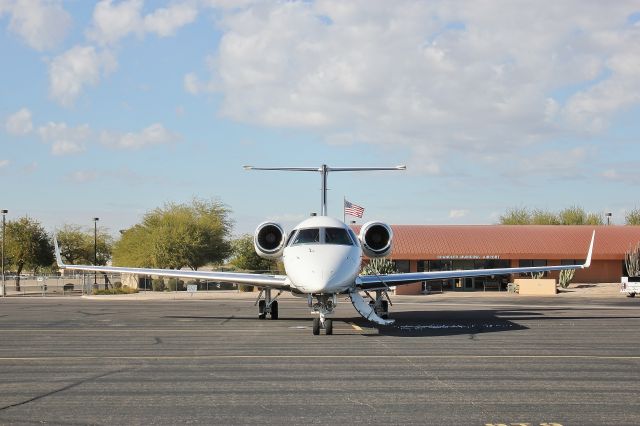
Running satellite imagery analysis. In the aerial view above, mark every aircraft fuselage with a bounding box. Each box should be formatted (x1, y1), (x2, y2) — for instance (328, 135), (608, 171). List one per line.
(281, 216), (363, 294)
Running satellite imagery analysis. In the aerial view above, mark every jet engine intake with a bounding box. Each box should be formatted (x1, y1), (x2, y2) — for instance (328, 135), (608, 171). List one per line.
(254, 222), (286, 259)
(359, 221), (393, 258)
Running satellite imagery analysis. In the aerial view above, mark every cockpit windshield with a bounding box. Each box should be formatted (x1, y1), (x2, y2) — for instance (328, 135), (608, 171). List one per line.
(289, 227), (354, 246)
(291, 228), (320, 245)
(324, 227), (353, 245)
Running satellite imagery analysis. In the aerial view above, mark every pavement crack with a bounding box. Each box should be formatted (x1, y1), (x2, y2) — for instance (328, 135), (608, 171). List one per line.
(77, 310), (115, 316)
(0, 368), (128, 412)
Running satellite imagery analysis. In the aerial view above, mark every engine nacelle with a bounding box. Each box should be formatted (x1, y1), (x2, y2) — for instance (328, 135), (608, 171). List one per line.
(358, 221), (393, 258)
(254, 222), (286, 259)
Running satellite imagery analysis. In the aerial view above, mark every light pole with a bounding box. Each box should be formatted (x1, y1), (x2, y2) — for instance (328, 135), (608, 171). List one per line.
(606, 212), (612, 226)
(93, 217), (99, 288)
(2, 209), (7, 298)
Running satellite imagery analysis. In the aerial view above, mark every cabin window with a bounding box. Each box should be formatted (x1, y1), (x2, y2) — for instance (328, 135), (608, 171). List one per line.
(324, 227), (353, 245)
(291, 228), (320, 245)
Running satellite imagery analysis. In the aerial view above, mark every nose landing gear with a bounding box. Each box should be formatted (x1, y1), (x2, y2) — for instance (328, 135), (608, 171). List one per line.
(309, 293), (337, 335)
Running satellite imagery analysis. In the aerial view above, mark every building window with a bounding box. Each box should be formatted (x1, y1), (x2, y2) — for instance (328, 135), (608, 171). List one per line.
(519, 259), (548, 277)
(561, 259), (585, 266)
(393, 260), (410, 273)
(475, 259), (511, 269)
(427, 260), (452, 271)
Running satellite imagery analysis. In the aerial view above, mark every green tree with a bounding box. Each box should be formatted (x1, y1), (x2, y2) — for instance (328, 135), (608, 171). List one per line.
(57, 224), (113, 265)
(112, 198), (233, 270)
(558, 206), (587, 225)
(531, 209), (559, 225)
(112, 225), (153, 267)
(57, 224), (114, 287)
(501, 206), (604, 225)
(626, 208), (640, 225)
(585, 212), (604, 225)
(230, 234), (276, 272)
(4, 217), (54, 291)
(499, 207), (531, 225)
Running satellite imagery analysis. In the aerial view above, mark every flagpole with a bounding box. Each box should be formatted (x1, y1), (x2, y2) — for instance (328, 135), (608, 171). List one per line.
(343, 196), (346, 223)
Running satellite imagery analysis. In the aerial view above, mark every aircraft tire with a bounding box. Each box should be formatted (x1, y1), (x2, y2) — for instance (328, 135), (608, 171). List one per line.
(325, 319), (333, 335)
(381, 300), (389, 319)
(312, 317), (320, 335)
(270, 301), (279, 319)
(258, 300), (266, 319)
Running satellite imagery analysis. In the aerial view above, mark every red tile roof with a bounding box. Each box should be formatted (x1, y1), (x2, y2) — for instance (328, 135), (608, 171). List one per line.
(353, 225), (640, 260)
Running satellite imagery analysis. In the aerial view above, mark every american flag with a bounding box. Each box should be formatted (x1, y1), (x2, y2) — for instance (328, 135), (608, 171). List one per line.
(344, 199), (365, 218)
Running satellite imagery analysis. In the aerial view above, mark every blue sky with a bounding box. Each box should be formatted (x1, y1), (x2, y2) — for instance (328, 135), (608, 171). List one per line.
(1, 0), (640, 236)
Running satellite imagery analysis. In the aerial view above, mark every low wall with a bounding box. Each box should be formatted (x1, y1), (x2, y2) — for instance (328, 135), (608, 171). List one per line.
(515, 278), (557, 295)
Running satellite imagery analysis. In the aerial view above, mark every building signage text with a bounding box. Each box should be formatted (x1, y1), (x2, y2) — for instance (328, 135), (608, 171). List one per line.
(437, 255), (501, 260)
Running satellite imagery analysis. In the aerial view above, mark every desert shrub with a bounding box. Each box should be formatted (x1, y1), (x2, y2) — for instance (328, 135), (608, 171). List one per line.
(361, 258), (398, 275)
(167, 278), (186, 291)
(238, 284), (254, 292)
(113, 281), (122, 289)
(152, 278), (165, 292)
(625, 242), (640, 277)
(558, 269), (576, 289)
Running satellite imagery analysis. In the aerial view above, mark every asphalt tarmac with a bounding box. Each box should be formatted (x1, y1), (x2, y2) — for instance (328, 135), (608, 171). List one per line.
(1, 294), (639, 425)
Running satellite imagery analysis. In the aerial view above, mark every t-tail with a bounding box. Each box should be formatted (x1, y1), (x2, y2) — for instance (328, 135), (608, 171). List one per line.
(243, 164), (406, 216)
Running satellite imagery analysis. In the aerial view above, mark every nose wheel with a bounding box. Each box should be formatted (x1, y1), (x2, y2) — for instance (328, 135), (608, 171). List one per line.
(312, 317), (333, 335)
(309, 294), (336, 335)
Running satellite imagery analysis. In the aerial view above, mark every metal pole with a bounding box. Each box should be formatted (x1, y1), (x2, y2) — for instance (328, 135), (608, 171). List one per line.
(2, 209), (7, 297)
(93, 217), (99, 289)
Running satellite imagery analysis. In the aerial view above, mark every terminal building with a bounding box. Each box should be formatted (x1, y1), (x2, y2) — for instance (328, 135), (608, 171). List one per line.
(369, 225), (640, 294)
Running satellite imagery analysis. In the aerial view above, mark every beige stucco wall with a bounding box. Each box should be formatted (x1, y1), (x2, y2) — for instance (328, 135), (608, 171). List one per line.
(515, 278), (557, 295)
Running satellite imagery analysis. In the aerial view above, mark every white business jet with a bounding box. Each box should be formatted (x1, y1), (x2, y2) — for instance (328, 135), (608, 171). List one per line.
(54, 165), (595, 335)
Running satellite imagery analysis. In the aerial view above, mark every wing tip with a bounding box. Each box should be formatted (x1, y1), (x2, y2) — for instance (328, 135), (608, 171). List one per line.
(583, 230), (595, 268)
(53, 236), (65, 268)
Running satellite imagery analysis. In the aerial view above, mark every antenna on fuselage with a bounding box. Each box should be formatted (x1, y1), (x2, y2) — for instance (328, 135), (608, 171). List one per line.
(243, 164), (406, 216)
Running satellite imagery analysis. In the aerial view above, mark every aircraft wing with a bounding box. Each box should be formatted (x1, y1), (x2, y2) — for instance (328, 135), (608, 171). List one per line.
(357, 230), (595, 291)
(53, 238), (290, 290)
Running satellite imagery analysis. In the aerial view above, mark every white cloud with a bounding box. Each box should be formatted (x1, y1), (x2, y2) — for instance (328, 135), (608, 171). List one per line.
(87, 0), (197, 45)
(503, 147), (591, 181)
(87, 0), (144, 45)
(0, 159), (9, 169)
(449, 209), (469, 219)
(38, 122), (92, 155)
(6, 0), (72, 51)
(602, 166), (640, 185)
(66, 170), (98, 183)
(48, 45), (117, 106)
(100, 123), (180, 150)
(144, 3), (197, 37)
(187, 1), (640, 174)
(5, 107), (33, 135)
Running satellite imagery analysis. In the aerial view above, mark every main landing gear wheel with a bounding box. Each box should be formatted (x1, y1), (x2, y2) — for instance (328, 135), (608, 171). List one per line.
(312, 317), (320, 335)
(380, 300), (389, 319)
(256, 288), (283, 320)
(258, 300), (266, 319)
